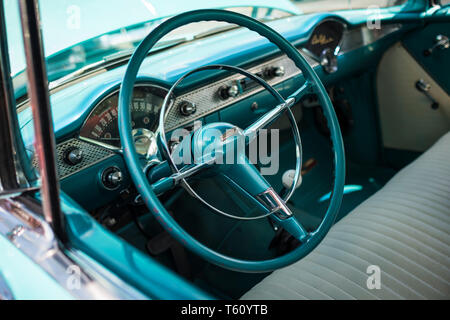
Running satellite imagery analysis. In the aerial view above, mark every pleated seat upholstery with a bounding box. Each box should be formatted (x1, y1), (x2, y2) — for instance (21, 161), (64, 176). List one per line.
(242, 132), (450, 300)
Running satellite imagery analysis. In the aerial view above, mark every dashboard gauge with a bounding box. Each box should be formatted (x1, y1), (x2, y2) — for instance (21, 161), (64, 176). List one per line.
(80, 85), (168, 152)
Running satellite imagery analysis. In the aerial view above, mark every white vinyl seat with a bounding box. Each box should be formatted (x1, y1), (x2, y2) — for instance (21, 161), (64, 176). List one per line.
(242, 132), (450, 300)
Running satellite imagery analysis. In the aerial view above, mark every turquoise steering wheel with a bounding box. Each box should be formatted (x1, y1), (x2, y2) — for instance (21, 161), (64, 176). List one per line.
(118, 9), (345, 272)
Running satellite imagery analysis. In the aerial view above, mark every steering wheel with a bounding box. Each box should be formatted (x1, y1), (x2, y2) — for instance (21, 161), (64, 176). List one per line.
(118, 9), (345, 273)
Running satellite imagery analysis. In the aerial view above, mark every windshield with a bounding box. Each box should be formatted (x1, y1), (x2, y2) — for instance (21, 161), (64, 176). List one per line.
(4, 0), (407, 86)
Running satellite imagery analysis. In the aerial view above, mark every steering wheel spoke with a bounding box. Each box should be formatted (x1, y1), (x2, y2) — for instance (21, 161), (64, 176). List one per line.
(288, 79), (314, 103)
(243, 80), (311, 145)
(151, 159), (215, 195)
(243, 97), (295, 144)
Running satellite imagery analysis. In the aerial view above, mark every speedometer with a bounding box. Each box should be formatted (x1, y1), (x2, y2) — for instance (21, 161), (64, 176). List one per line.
(80, 85), (167, 150)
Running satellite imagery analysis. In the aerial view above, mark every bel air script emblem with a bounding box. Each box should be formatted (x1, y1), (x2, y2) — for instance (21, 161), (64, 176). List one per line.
(311, 33), (334, 45)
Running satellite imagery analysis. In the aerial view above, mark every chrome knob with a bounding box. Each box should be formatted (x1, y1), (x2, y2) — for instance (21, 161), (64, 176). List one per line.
(424, 34), (449, 56)
(108, 171), (122, 185)
(227, 84), (239, 97)
(101, 167), (122, 190)
(218, 84), (239, 100)
(64, 147), (83, 165)
(179, 101), (196, 116)
(273, 66), (285, 77)
(264, 66), (285, 78)
(320, 48), (338, 74)
(282, 169), (302, 190)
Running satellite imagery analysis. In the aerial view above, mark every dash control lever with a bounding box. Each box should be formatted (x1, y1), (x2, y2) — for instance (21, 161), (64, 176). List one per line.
(423, 34), (449, 57)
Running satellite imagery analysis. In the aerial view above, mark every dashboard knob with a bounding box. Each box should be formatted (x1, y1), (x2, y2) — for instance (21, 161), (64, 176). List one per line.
(101, 167), (122, 190)
(108, 171), (122, 185)
(273, 66), (285, 77)
(264, 66), (285, 78)
(320, 48), (338, 74)
(64, 147), (83, 165)
(218, 84), (239, 100)
(179, 101), (196, 116)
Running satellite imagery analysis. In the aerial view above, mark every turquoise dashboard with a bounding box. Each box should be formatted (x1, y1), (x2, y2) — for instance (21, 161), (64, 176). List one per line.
(17, 11), (421, 210)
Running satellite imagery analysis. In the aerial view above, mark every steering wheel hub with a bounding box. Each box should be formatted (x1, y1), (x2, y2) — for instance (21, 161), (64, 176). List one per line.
(190, 122), (243, 164)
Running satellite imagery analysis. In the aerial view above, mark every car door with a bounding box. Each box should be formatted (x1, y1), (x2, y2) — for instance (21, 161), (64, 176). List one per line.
(376, 2), (450, 155)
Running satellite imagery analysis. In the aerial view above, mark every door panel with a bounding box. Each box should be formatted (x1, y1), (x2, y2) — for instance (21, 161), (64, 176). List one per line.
(402, 23), (450, 95)
(376, 42), (450, 152)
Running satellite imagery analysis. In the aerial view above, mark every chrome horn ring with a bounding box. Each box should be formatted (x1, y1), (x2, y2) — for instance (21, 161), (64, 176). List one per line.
(158, 64), (303, 220)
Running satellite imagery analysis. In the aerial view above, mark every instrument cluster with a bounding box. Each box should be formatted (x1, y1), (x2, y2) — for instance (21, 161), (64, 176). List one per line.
(79, 85), (167, 156)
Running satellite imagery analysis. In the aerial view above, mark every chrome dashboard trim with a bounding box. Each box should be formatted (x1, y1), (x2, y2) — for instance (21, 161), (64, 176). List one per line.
(32, 138), (115, 180)
(165, 53), (318, 131)
(79, 136), (122, 151)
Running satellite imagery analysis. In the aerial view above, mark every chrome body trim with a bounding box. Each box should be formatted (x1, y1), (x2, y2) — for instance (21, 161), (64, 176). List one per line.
(0, 196), (147, 299)
(0, 271), (14, 300)
(19, 0), (67, 239)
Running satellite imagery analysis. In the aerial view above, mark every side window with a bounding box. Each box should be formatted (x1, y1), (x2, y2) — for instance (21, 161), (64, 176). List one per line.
(3, 0), (27, 100)
(1, 0), (37, 188)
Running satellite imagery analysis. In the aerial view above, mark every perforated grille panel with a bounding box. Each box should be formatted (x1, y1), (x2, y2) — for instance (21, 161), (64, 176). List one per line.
(165, 54), (318, 131)
(32, 138), (115, 179)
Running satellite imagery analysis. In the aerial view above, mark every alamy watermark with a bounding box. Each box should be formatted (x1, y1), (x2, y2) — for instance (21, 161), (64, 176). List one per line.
(169, 121), (281, 175)
(366, 265), (381, 290)
(66, 265), (81, 291)
(66, 5), (81, 30)
(366, 5), (382, 30)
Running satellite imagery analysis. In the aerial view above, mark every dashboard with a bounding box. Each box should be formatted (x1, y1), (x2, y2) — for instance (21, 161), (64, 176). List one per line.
(22, 15), (405, 209)
(76, 19), (401, 145)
